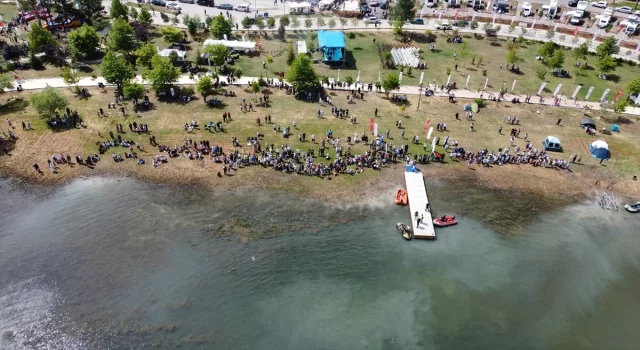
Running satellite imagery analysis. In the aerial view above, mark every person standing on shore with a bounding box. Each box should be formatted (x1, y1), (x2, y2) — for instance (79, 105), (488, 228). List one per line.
(416, 215), (422, 228)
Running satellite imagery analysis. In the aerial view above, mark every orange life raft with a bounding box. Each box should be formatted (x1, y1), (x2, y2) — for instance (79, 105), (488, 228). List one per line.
(396, 189), (408, 206)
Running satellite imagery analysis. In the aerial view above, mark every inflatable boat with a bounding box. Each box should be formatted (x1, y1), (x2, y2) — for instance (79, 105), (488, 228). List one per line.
(396, 189), (408, 206)
(624, 202), (640, 213)
(433, 215), (458, 227)
(396, 222), (413, 240)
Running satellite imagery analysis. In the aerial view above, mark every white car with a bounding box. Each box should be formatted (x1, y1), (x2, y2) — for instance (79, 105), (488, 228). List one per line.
(167, 2), (181, 10)
(426, 0), (437, 8)
(592, 1), (607, 8)
(616, 6), (633, 14)
(436, 20), (452, 29)
(577, 1), (588, 11)
(522, 2), (532, 16)
(570, 12), (583, 24)
(365, 16), (380, 24)
(597, 15), (611, 28)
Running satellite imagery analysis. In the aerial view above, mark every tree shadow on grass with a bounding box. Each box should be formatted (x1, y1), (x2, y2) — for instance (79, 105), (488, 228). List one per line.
(0, 139), (15, 156)
(0, 98), (28, 116)
(605, 74), (620, 83)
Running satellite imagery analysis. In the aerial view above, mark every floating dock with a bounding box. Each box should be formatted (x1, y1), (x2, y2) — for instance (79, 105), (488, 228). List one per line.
(404, 171), (436, 240)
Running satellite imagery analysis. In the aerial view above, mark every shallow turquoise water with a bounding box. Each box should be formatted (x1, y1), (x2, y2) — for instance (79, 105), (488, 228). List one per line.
(0, 177), (638, 349)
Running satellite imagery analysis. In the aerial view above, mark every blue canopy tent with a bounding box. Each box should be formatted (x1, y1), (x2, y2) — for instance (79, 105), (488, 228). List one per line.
(590, 140), (611, 163)
(317, 31), (346, 65)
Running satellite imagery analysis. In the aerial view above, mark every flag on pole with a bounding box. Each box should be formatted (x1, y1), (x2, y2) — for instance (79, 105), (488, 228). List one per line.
(585, 86), (595, 100)
(373, 123), (378, 136)
(537, 82), (547, 95)
(465, 75), (470, 88)
(571, 86), (582, 99)
(614, 89), (624, 102)
(424, 119), (431, 131)
(600, 88), (610, 102)
(483, 78), (489, 91)
(553, 83), (563, 96)
(511, 80), (516, 92)
(369, 118), (374, 132)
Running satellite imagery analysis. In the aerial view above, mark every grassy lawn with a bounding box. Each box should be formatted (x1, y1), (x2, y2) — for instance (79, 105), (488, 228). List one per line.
(1, 84), (639, 199)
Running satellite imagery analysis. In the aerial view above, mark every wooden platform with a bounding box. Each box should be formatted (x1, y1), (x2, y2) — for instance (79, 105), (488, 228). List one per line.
(404, 171), (436, 240)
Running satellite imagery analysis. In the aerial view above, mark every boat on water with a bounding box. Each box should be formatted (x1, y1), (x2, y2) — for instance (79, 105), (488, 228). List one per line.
(433, 215), (458, 227)
(624, 202), (640, 213)
(395, 189), (408, 206)
(396, 222), (413, 240)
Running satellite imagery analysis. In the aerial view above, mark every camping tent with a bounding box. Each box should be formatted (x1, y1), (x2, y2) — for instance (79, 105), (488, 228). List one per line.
(542, 136), (562, 152)
(610, 124), (620, 132)
(590, 140), (610, 161)
(581, 118), (596, 129)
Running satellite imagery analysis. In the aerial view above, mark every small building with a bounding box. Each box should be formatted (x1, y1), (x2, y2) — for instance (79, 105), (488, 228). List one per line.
(157, 47), (186, 61)
(542, 136), (562, 152)
(317, 30), (346, 65)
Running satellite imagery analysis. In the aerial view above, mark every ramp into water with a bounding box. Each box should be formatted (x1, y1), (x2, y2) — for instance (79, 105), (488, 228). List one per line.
(404, 171), (436, 240)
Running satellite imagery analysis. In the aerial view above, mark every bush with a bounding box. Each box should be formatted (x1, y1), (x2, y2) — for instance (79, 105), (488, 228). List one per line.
(183, 86), (195, 96)
(123, 82), (144, 99)
(474, 98), (484, 107)
(446, 67), (451, 76)
(482, 69), (487, 76)
(347, 32), (356, 40)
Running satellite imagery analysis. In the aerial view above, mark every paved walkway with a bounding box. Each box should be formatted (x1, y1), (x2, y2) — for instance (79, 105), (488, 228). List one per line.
(12, 74), (640, 116)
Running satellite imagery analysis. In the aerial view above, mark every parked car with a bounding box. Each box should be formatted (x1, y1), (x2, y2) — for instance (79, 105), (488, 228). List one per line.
(167, 2), (181, 10)
(151, 0), (166, 6)
(426, 0), (437, 8)
(597, 15), (611, 28)
(592, 1), (607, 8)
(551, 69), (569, 78)
(196, 0), (214, 6)
(616, 6), (633, 14)
(568, 0), (578, 6)
(178, 0), (195, 3)
(217, 3), (234, 10)
(436, 20), (452, 30)
(235, 4), (250, 12)
(365, 16), (381, 24)
(570, 13), (582, 25)
(410, 18), (425, 25)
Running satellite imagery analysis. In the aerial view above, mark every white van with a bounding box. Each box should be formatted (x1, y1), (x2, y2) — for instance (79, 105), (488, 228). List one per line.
(598, 15), (611, 28)
(522, 2), (532, 16)
(235, 4), (250, 12)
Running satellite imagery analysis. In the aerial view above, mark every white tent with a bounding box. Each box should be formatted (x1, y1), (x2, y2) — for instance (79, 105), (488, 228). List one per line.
(289, 1), (312, 14)
(297, 41), (307, 54)
(202, 39), (256, 51)
(157, 47), (186, 60)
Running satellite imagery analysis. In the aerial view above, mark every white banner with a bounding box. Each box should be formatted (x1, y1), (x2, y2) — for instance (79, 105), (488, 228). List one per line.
(483, 78), (489, 91)
(374, 123), (378, 136)
(585, 86), (595, 100)
(466, 75), (470, 88)
(419, 72), (424, 85)
(431, 137), (437, 152)
(553, 83), (563, 96)
(446, 74), (451, 86)
(427, 127), (434, 140)
(571, 86), (582, 99)
(600, 88), (611, 102)
(399, 72), (403, 82)
(511, 80), (516, 92)
(538, 82), (547, 95)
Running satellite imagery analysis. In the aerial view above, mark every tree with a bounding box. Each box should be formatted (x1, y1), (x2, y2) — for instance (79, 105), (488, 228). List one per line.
(129, 7), (138, 21)
(183, 15), (201, 37)
(505, 41), (519, 51)
(317, 17), (326, 28)
(547, 49), (565, 69)
(573, 42), (589, 61)
(382, 74), (401, 97)
(505, 49), (520, 65)
(210, 14), (232, 39)
(286, 45), (295, 66)
(305, 17), (313, 29)
(266, 55), (274, 71)
(328, 18), (337, 29)
(28, 23), (57, 54)
(160, 12), (169, 23)
(110, 0), (128, 21)
(344, 75), (354, 87)
(351, 18), (358, 27)
(77, 0), (104, 20)
(123, 81), (144, 99)
(596, 55), (617, 78)
(392, 20), (403, 36)
(0, 75), (14, 97)
(280, 16), (290, 27)
(470, 19), (479, 29)
(101, 51), (136, 92)
(267, 17), (276, 30)
(596, 36), (619, 57)
(60, 67), (80, 88)
(204, 44), (229, 69)
(291, 17), (301, 30)
(168, 51), (180, 66)
(339, 18), (347, 28)
(251, 80), (261, 98)
(138, 6), (152, 27)
(67, 23), (100, 61)
(143, 56), (180, 92)
(612, 99), (627, 113)
(160, 26), (184, 44)
(278, 24), (286, 39)
(241, 16), (252, 30)
(255, 18), (265, 31)
(135, 42), (158, 69)
(196, 76), (214, 101)
(29, 87), (68, 117)
(285, 54), (318, 91)
(391, 0), (416, 23)
(538, 41), (556, 60)
(109, 19), (137, 53)
(626, 77), (640, 96)
(460, 42), (469, 59)
(536, 68), (547, 81)
(546, 28), (555, 39)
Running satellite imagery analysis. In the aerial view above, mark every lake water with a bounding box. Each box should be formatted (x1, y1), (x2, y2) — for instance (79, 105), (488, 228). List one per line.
(0, 177), (639, 349)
